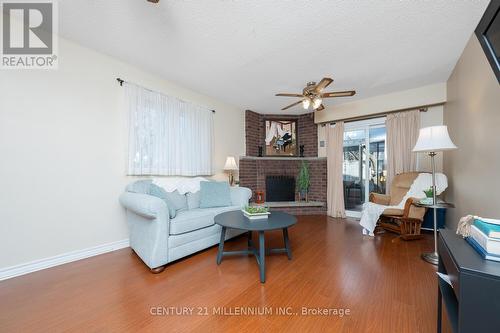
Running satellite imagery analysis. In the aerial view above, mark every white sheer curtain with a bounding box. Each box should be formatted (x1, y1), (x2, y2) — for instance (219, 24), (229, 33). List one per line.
(125, 83), (214, 176)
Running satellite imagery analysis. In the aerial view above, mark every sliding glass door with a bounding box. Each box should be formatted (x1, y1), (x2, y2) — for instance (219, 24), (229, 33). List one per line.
(343, 129), (366, 214)
(343, 118), (386, 218)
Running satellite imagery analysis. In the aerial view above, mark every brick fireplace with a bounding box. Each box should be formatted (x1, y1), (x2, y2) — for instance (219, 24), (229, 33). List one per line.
(239, 110), (327, 215)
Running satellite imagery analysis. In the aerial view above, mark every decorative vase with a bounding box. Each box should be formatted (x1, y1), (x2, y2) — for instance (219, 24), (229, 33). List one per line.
(299, 190), (308, 201)
(255, 190), (265, 204)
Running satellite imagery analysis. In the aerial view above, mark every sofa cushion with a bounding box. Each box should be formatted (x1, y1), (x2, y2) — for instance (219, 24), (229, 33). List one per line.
(199, 181), (231, 208)
(170, 209), (214, 235)
(382, 208), (404, 216)
(186, 191), (201, 209)
(169, 205), (241, 235)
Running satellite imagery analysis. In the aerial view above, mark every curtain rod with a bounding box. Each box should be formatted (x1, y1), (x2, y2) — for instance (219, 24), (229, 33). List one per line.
(318, 102), (444, 126)
(116, 78), (216, 113)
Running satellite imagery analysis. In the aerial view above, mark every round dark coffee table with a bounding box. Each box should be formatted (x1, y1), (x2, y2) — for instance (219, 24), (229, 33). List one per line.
(214, 210), (297, 283)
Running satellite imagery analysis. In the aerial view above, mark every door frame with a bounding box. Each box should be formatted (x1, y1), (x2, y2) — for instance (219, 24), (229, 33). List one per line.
(343, 117), (386, 218)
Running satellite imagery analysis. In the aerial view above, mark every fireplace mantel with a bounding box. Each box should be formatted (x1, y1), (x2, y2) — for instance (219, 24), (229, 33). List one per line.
(240, 156), (326, 161)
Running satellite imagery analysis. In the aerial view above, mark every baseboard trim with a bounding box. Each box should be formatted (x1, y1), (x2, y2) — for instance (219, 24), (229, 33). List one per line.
(0, 239), (130, 281)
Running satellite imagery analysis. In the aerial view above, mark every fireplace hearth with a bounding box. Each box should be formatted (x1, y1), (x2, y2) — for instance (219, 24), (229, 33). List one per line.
(266, 176), (295, 202)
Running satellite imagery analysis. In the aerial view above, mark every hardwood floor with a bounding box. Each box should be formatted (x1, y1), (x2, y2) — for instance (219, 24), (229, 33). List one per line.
(0, 216), (438, 332)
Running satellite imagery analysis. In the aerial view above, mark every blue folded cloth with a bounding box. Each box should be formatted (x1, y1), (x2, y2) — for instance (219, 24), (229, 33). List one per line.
(474, 218), (500, 239)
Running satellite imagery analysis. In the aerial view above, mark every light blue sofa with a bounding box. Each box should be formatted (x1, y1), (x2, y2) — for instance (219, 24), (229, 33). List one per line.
(119, 181), (251, 272)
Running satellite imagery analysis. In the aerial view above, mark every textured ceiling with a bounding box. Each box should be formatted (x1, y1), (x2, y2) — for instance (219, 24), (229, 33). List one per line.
(59, 0), (489, 114)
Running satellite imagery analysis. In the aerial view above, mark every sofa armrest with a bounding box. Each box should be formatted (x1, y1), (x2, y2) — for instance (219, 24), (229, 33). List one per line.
(119, 192), (168, 220)
(369, 192), (391, 205)
(119, 192), (170, 269)
(230, 187), (252, 207)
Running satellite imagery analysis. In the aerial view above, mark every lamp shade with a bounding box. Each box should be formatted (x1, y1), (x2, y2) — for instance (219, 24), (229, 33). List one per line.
(413, 126), (457, 153)
(223, 156), (238, 170)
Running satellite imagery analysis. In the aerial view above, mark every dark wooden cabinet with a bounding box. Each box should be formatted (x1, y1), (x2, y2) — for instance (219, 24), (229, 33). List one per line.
(438, 229), (500, 332)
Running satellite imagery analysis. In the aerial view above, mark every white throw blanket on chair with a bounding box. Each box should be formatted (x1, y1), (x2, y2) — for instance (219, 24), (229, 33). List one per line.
(359, 173), (448, 236)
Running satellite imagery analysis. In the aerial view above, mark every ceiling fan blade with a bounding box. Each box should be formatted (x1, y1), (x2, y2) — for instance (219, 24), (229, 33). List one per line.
(315, 104), (325, 111)
(321, 90), (356, 98)
(315, 77), (333, 92)
(275, 93), (304, 97)
(281, 100), (303, 111)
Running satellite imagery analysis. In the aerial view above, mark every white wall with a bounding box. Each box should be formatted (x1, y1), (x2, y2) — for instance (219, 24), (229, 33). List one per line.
(317, 106), (444, 172)
(417, 105), (444, 172)
(314, 82), (446, 123)
(0, 38), (245, 269)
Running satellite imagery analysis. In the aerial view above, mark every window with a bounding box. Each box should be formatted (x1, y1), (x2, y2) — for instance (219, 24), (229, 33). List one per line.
(125, 83), (214, 176)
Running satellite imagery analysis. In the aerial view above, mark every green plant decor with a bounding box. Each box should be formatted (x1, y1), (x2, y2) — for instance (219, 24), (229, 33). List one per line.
(297, 160), (311, 193)
(423, 187), (434, 198)
(244, 206), (269, 214)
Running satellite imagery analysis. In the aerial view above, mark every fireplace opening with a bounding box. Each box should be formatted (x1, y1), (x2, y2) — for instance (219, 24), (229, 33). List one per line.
(266, 176), (295, 202)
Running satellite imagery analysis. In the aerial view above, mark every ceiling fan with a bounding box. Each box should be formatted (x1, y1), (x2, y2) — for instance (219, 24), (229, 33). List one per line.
(275, 77), (356, 111)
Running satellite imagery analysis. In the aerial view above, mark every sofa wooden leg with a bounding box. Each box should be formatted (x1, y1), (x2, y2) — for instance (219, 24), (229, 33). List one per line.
(150, 266), (166, 274)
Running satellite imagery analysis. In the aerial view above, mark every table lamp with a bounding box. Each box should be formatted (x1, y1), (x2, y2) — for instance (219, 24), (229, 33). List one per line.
(413, 125), (457, 265)
(224, 156), (238, 186)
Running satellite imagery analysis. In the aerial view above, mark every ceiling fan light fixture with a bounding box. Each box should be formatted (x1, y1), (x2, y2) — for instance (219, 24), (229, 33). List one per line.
(302, 98), (311, 109)
(275, 77), (356, 112)
(312, 97), (322, 109)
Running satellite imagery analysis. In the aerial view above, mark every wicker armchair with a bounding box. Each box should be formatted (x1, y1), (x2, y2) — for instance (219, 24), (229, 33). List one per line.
(370, 172), (427, 240)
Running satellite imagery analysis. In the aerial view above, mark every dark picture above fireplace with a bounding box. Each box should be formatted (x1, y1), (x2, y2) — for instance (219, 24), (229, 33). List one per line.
(264, 119), (297, 156)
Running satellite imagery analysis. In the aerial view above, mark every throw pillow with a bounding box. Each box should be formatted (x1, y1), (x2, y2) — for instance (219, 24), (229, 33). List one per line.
(199, 181), (232, 208)
(164, 190), (188, 212)
(126, 179), (152, 194)
(148, 183), (178, 218)
(186, 191), (201, 210)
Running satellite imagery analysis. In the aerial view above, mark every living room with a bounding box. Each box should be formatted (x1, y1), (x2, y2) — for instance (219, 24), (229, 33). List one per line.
(1, 1), (500, 332)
